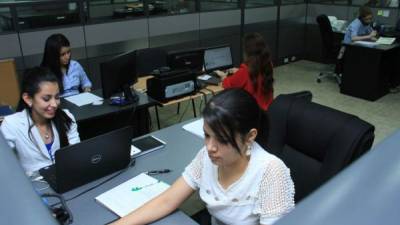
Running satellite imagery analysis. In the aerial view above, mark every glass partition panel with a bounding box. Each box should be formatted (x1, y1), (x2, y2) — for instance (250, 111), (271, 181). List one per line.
(0, 6), (14, 32)
(352, 0), (398, 7)
(200, 0), (239, 11)
(308, 0), (333, 3)
(15, 1), (80, 30)
(281, 0), (304, 4)
(151, 0), (196, 15)
(333, 0), (348, 4)
(246, 0), (274, 7)
(88, 0), (145, 21)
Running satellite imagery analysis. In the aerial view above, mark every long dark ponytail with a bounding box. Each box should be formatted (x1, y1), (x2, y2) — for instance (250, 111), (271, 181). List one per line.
(17, 67), (73, 147)
(243, 33), (274, 97)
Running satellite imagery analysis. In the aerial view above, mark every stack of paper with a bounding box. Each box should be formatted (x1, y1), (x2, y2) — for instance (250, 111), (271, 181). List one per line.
(64, 92), (103, 107)
(376, 37), (396, 45)
(95, 173), (169, 217)
(182, 119), (204, 138)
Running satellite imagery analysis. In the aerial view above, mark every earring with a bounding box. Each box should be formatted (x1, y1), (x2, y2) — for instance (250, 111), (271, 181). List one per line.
(245, 144), (252, 156)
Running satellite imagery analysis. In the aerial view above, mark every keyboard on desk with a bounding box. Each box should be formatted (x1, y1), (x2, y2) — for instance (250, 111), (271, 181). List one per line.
(197, 73), (221, 86)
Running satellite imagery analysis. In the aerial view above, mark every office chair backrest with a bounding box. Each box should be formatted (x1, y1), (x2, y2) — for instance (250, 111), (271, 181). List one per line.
(135, 47), (168, 76)
(316, 14), (336, 60)
(266, 95), (375, 202)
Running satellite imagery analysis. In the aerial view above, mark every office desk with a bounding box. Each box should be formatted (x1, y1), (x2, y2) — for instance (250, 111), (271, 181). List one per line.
(341, 43), (400, 101)
(39, 120), (203, 225)
(61, 89), (158, 140)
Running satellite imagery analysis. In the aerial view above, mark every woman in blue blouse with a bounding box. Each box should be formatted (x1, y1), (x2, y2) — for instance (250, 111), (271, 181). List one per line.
(41, 33), (92, 97)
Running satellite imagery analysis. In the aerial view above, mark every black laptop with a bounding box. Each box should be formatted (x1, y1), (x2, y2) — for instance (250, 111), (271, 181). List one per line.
(39, 126), (133, 193)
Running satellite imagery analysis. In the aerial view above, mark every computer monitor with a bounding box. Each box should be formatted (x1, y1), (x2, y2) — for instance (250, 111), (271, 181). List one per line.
(167, 48), (204, 73)
(203, 45), (233, 73)
(100, 50), (139, 104)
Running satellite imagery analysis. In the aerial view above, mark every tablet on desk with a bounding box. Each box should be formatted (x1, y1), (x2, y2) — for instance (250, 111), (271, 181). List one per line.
(131, 135), (166, 158)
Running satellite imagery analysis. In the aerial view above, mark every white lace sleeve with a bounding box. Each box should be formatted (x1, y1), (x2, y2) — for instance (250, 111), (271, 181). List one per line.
(182, 147), (205, 190)
(254, 158), (295, 225)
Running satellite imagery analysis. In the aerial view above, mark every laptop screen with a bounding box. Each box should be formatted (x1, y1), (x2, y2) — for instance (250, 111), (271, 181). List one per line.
(204, 46), (233, 72)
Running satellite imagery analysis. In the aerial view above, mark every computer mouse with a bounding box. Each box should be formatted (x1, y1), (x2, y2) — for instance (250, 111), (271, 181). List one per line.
(92, 100), (103, 105)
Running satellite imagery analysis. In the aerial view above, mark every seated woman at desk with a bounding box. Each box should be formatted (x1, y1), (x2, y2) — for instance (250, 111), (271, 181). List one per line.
(343, 6), (377, 44)
(0, 67), (80, 176)
(112, 88), (295, 225)
(41, 33), (92, 97)
(222, 33), (274, 111)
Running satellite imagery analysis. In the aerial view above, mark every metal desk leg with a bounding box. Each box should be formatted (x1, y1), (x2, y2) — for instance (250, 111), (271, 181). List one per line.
(177, 103), (181, 114)
(155, 105), (160, 130)
(191, 98), (197, 117)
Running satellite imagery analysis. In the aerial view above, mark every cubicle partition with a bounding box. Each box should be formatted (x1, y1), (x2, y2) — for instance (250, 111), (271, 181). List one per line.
(244, 7), (279, 63)
(278, 4), (307, 63)
(0, 0), (399, 89)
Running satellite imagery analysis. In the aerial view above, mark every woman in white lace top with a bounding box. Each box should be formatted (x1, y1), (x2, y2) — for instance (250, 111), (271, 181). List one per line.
(112, 88), (295, 225)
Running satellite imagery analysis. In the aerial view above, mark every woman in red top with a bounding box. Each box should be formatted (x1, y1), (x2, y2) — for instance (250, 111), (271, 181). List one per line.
(222, 33), (273, 110)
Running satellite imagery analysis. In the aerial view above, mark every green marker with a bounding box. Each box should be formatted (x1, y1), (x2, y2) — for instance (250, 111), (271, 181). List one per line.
(131, 180), (161, 192)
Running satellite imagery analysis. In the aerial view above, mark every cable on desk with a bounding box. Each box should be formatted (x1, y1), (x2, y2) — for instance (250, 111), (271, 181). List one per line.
(41, 193), (73, 225)
(58, 159), (136, 204)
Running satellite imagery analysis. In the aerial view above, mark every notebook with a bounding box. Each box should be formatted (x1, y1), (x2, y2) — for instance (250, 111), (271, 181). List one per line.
(39, 126), (133, 193)
(95, 173), (170, 217)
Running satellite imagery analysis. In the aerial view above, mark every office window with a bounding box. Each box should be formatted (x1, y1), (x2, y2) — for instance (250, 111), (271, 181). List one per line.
(246, 0), (275, 7)
(200, 0), (239, 11)
(15, 2), (80, 30)
(0, 7), (14, 32)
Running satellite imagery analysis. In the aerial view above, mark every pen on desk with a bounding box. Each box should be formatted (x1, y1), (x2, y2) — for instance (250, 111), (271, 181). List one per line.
(132, 180), (161, 192)
(146, 169), (172, 175)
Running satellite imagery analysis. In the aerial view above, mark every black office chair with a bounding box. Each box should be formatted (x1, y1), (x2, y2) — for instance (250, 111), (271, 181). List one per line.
(265, 94), (375, 202)
(316, 14), (342, 84)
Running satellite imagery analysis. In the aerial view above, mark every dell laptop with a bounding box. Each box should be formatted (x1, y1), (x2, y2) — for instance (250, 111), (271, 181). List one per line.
(39, 126), (133, 193)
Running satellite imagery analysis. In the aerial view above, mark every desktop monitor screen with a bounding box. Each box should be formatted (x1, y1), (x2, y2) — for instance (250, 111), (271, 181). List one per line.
(100, 50), (138, 103)
(167, 48), (204, 73)
(204, 45), (233, 72)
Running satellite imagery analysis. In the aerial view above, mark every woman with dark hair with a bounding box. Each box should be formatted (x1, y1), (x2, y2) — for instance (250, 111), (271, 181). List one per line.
(41, 33), (92, 97)
(222, 33), (274, 110)
(112, 88), (294, 225)
(0, 67), (80, 176)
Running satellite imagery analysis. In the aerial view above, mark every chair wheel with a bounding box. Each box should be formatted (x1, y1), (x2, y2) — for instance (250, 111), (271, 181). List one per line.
(317, 79), (321, 83)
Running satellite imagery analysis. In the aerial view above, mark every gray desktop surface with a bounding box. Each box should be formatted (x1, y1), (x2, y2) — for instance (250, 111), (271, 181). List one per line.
(47, 119), (203, 225)
(0, 134), (58, 225)
(275, 129), (400, 225)
(344, 42), (400, 51)
(61, 89), (159, 122)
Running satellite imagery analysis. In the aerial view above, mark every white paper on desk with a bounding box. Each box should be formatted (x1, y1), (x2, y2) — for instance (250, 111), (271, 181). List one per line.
(376, 37), (396, 45)
(353, 41), (379, 48)
(64, 92), (103, 107)
(182, 118), (204, 138)
(95, 173), (169, 217)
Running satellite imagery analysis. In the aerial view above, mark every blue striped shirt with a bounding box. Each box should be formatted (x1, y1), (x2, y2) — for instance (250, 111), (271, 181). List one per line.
(62, 60), (92, 97)
(343, 18), (373, 44)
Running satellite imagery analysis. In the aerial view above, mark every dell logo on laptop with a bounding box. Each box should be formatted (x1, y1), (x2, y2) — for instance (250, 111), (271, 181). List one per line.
(91, 154), (102, 164)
